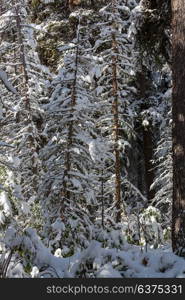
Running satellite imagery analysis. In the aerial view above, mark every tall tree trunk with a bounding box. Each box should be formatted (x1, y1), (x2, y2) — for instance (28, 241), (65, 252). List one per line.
(142, 125), (155, 201)
(136, 69), (155, 201)
(111, 0), (122, 223)
(61, 21), (79, 218)
(101, 168), (105, 228)
(172, 0), (185, 256)
(13, 0), (39, 198)
(14, 1), (30, 111)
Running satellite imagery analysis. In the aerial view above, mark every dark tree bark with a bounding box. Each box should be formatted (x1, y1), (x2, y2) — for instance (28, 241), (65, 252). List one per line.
(14, 1), (30, 111)
(142, 125), (155, 201)
(101, 169), (105, 229)
(112, 32), (122, 223)
(61, 19), (79, 220)
(136, 69), (155, 201)
(172, 0), (185, 256)
(111, 0), (122, 223)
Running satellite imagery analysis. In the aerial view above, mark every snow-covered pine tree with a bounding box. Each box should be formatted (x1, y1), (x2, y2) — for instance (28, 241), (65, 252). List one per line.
(150, 84), (172, 229)
(131, 0), (172, 244)
(91, 0), (143, 227)
(0, 2), (20, 236)
(39, 10), (97, 252)
(0, 0), (50, 233)
(0, 0), (53, 277)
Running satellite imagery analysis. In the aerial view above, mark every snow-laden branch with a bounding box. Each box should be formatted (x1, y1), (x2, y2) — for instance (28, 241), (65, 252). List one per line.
(0, 70), (19, 95)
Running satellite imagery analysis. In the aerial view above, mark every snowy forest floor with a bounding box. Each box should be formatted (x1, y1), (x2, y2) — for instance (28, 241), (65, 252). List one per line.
(2, 229), (185, 278)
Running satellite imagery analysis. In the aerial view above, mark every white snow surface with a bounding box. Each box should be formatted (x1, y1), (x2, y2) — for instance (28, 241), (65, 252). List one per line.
(0, 192), (12, 218)
(5, 229), (185, 278)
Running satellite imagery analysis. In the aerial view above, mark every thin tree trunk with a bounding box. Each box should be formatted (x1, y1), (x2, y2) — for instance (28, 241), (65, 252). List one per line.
(13, 0), (38, 196)
(142, 124), (155, 201)
(136, 69), (155, 200)
(101, 168), (105, 228)
(111, 0), (122, 223)
(14, 1), (30, 111)
(172, 0), (185, 255)
(61, 21), (79, 216)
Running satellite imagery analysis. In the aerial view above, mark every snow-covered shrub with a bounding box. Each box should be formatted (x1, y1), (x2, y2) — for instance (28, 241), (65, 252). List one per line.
(139, 206), (163, 248)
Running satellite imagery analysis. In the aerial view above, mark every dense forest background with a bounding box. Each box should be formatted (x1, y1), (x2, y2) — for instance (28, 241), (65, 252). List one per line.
(0, 0), (184, 278)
